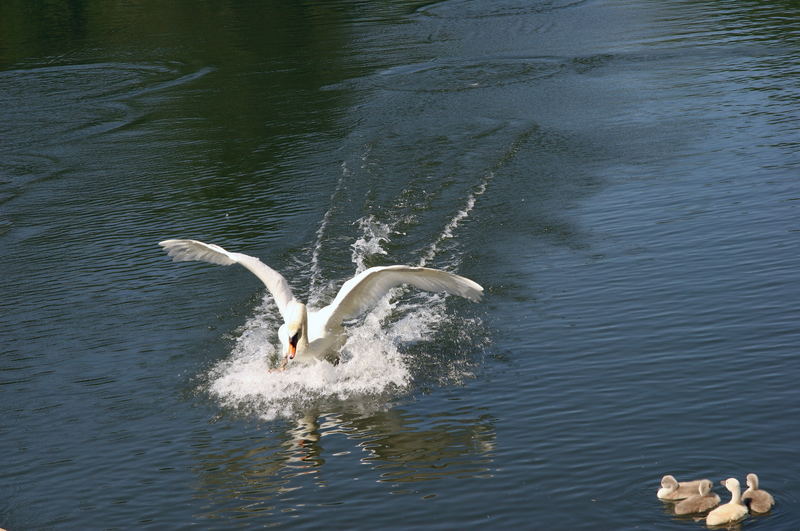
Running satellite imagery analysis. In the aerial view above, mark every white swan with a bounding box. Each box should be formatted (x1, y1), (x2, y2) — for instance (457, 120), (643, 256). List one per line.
(706, 478), (747, 527)
(159, 239), (483, 369)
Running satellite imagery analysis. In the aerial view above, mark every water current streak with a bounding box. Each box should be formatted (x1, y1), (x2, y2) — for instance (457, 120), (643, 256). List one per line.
(308, 161), (350, 304)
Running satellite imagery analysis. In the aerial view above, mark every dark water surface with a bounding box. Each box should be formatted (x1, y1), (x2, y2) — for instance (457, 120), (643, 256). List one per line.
(2, 0), (799, 528)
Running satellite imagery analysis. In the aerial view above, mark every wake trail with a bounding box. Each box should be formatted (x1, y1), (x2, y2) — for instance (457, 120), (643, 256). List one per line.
(308, 161), (350, 304)
(419, 172), (492, 267)
(418, 122), (536, 267)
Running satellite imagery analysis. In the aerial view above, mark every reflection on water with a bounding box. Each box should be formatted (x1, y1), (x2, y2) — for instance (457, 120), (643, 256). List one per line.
(345, 408), (495, 484)
(192, 406), (495, 519)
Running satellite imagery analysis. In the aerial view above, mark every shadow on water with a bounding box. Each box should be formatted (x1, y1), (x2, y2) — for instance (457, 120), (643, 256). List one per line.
(191, 406), (496, 521)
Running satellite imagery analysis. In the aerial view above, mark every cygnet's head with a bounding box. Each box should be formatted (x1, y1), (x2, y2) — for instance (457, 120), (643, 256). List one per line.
(661, 475), (679, 490)
(698, 479), (713, 496)
(720, 477), (740, 492)
(746, 473), (759, 490)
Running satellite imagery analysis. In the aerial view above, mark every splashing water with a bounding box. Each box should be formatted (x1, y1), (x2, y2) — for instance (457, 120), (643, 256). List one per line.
(351, 215), (390, 272)
(206, 289), (425, 421)
(203, 167), (489, 420)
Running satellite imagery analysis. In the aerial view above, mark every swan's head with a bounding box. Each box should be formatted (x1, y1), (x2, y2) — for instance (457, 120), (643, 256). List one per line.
(284, 301), (308, 360)
(746, 473), (759, 490)
(698, 479), (713, 496)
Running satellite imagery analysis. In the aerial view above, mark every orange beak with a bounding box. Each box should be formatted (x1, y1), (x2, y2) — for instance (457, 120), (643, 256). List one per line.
(288, 342), (297, 360)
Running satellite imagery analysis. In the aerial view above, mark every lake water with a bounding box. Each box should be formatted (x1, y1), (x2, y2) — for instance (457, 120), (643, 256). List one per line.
(2, 0), (799, 528)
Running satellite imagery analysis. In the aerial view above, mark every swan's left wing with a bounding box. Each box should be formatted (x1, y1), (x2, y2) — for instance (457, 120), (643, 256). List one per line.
(323, 265), (482, 328)
(159, 239), (296, 320)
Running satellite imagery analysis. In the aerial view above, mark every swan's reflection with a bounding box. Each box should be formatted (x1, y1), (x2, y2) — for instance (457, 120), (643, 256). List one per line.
(343, 409), (496, 484)
(192, 405), (495, 519)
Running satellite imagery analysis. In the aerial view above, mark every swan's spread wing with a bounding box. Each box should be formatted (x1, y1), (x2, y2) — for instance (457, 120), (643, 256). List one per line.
(159, 239), (295, 318)
(324, 265), (482, 327)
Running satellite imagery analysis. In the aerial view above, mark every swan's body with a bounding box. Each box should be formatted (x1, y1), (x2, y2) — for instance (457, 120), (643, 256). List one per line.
(674, 479), (720, 515)
(658, 475), (704, 500)
(706, 478), (747, 526)
(159, 239), (483, 368)
(742, 473), (774, 514)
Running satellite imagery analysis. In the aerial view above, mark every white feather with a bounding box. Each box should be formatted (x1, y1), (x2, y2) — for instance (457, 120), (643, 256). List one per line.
(159, 239), (296, 320)
(326, 265), (482, 325)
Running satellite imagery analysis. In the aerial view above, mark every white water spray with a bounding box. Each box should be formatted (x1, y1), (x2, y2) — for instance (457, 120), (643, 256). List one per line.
(204, 167), (490, 421)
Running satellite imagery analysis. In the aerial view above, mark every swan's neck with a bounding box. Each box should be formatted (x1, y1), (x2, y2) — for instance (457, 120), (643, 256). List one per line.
(298, 310), (310, 352)
(286, 301), (311, 357)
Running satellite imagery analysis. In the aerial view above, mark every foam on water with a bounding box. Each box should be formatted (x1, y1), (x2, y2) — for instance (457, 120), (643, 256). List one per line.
(206, 289), (441, 421)
(204, 166), (489, 420)
(351, 215), (391, 272)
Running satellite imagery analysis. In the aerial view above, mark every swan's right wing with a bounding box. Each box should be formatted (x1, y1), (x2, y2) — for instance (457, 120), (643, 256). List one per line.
(159, 239), (295, 319)
(323, 265), (482, 329)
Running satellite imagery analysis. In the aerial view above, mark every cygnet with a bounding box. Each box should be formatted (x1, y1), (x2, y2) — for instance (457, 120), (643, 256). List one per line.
(742, 473), (774, 514)
(674, 479), (720, 515)
(706, 478), (747, 526)
(657, 474), (704, 500)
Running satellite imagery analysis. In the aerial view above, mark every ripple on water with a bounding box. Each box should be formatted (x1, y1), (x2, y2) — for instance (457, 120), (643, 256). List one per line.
(0, 61), (213, 210)
(324, 56), (563, 94)
(415, 0), (591, 19)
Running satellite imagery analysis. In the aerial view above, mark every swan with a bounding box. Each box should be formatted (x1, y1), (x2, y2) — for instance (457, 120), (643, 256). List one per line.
(742, 473), (774, 514)
(658, 475), (704, 500)
(674, 479), (720, 515)
(158, 239), (483, 369)
(706, 478), (747, 526)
